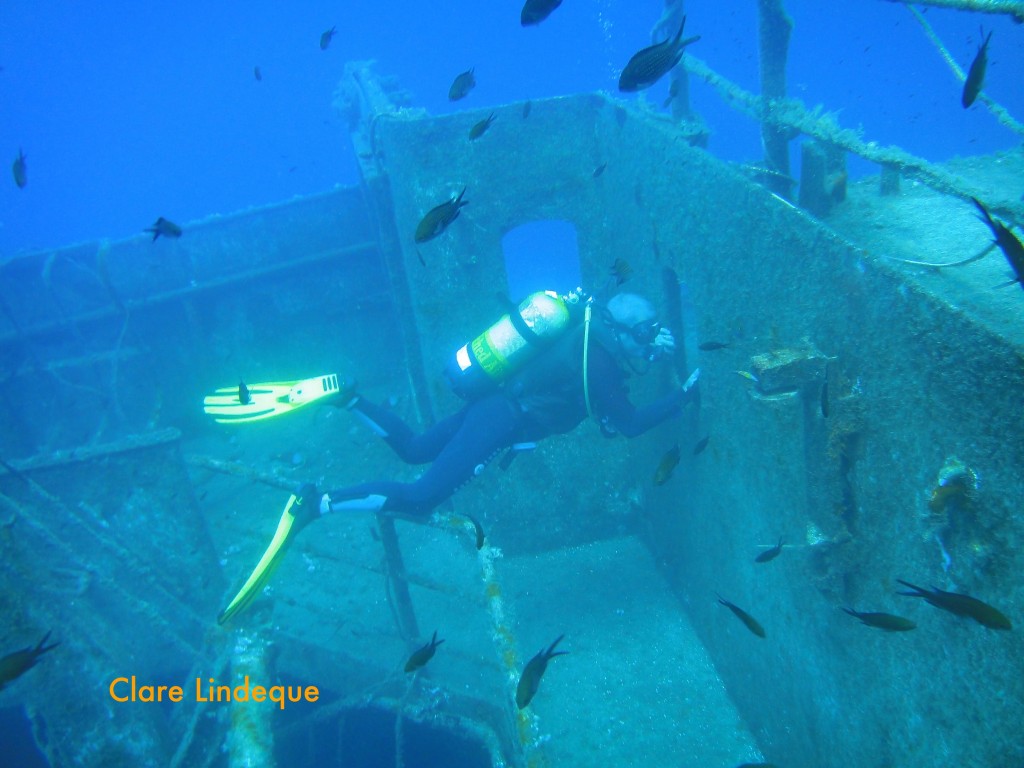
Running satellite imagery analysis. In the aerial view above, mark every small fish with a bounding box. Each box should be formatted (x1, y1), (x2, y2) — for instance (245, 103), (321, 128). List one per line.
(466, 515), (485, 550)
(692, 435), (710, 455)
(448, 68), (476, 101)
(416, 249), (426, 267)
(842, 608), (916, 632)
(145, 217), (182, 241)
(610, 257), (632, 285)
(238, 380), (251, 405)
(521, 0), (562, 26)
(698, 340), (730, 351)
(897, 580), (1011, 630)
(468, 113), (496, 140)
(404, 630), (444, 673)
(516, 634), (568, 709)
(961, 30), (992, 108)
(522, 100), (532, 118)
(254, 66), (262, 82)
(754, 537), (783, 563)
(972, 198), (1024, 289)
(0, 632), (59, 691)
(12, 148), (27, 189)
(320, 26), (337, 51)
(593, 162), (607, 178)
(717, 596), (766, 638)
(619, 17), (701, 92)
(662, 78), (682, 108)
(653, 443), (680, 486)
(735, 370), (758, 383)
(415, 188), (468, 243)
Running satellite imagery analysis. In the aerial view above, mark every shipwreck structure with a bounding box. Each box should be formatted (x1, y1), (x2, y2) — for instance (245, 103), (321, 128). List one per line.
(1, 3), (1022, 766)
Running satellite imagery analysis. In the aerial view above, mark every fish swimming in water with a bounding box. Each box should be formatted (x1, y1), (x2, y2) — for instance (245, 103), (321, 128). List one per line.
(404, 630), (444, 673)
(897, 579), (1011, 630)
(448, 68), (476, 101)
(516, 634), (568, 709)
(593, 162), (608, 179)
(961, 30), (992, 108)
(972, 198), (1024, 290)
(619, 17), (701, 92)
(754, 537), (783, 563)
(521, 0), (562, 26)
(238, 380), (251, 405)
(610, 257), (632, 285)
(415, 188), (468, 243)
(842, 608), (916, 632)
(522, 100), (532, 118)
(0, 632), (59, 691)
(468, 113), (496, 140)
(145, 217), (182, 241)
(692, 435), (710, 455)
(254, 66), (262, 82)
(735, 370), (758, 383)
(653, 443), (680, 485)
(717, 596), (766, 638)
(698, 341), (730, 351)
(320, 26), (337, 51)
(12, 148), (27, 189)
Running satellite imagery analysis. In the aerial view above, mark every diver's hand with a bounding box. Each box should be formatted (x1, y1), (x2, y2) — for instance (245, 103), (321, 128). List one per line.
(652, 327), (676, 355)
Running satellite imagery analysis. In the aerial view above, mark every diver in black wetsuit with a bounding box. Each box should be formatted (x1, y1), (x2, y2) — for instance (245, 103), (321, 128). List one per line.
(301, 292), (699, 520)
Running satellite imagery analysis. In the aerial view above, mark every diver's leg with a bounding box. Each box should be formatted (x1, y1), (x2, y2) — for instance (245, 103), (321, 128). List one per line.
(324, 394), (521, 517)
(350, 397), (467, 464)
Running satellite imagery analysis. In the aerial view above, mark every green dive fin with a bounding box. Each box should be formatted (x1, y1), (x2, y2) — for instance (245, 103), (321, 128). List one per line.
(203, 373), (342, 424)
(218, 493), (315, 625)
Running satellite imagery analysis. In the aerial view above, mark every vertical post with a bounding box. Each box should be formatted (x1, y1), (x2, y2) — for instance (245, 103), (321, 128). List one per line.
(653, 1), (709, 146)
(758, 0), (794, 198)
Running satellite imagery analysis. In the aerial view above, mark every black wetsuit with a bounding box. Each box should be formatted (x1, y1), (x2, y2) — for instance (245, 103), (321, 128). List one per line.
(325, 328), (689, 517)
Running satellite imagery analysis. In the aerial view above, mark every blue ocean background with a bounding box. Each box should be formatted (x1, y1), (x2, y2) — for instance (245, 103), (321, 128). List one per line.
(1, 0), (1022, 256)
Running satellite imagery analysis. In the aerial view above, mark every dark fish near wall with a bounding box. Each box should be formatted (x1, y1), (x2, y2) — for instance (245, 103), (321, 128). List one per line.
(972, 198), (1024, 289)
(415, 188), (469, 243)
(0, 632), (59, 691)
(12, 148), (27, 189)
(404, 630), (444, 672)
(897, 580), (1012, 630)
(692, 435), (710, 456)
(619, 17), (701, 92)
(254, 66), (262, 82)
(717, 595), (766, 638)
(516, 634), (568, 708)
(468, 113), (496, 140)
(449, 68), (476, 101)
(754, 537), (783, 563)
(145, 217), (182, 241)
(320, 26), (337, 51)
(238, 381), (251, 405)
(698, 340), (730, 351)
(610, 257), (632, 284)
(521, 0), (562, 26)
(653, 443), (680, 485)
(842, 608), (916, 632)
(961, 30), (992, 108)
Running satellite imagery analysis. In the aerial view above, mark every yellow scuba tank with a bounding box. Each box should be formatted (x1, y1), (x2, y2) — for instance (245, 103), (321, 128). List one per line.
(446, 290), (585, 399)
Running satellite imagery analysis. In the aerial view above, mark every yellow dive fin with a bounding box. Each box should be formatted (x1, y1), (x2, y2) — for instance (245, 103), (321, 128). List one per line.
(203, 374), (342, 424)
(218, 493), (314, 625)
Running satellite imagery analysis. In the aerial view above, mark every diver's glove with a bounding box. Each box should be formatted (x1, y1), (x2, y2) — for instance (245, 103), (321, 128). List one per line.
(292, 483), (327, 530)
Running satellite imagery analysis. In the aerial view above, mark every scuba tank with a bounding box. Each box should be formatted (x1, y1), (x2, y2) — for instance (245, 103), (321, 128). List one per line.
(445, 289), (588, 399)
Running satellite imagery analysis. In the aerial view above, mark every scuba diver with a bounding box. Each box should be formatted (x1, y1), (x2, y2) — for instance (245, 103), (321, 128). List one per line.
(304, 291), (698, 520)
(209, 290), (699, 624)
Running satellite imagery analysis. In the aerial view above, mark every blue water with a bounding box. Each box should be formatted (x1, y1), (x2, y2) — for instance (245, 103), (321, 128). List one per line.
(1, 0), (1021, 256)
